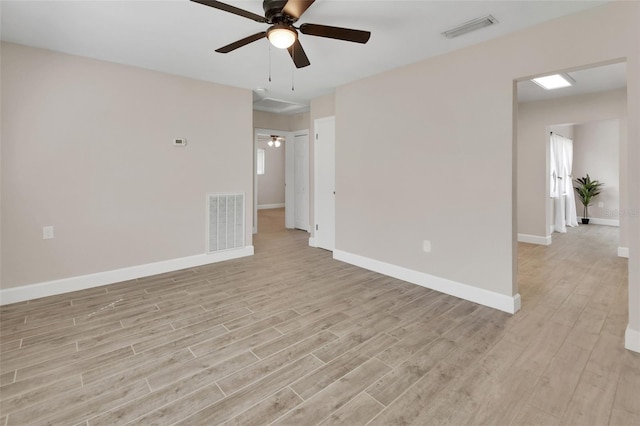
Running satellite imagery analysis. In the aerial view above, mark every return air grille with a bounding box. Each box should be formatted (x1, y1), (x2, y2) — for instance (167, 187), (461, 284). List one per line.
(207, 193), (245, 253)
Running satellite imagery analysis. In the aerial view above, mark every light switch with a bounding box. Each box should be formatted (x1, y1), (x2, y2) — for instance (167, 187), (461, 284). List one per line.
(43, 226), (54, 240)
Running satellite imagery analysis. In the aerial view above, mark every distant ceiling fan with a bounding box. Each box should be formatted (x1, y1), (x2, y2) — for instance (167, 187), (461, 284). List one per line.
(268, 135), (283, 147)
(191, 0), (371, 68)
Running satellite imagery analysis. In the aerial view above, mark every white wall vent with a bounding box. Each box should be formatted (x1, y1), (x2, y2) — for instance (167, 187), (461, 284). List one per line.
(207, 193), (245, 253)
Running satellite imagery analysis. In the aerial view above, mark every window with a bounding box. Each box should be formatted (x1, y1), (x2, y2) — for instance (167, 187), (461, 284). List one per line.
(256, 148), (265, 175)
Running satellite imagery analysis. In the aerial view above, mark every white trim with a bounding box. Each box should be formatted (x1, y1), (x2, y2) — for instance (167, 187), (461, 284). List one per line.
(625, 325), (640, 353)
(0, 247), (254, 306)
(578, 217), (620, 226)
(518, 233), (552, 245)
(285, 130), (295, 229)
(258, 203), (285, 210)
(618, 247), (629, 258)
(333, 249), (521, 314)
(308, 237), (318, 247)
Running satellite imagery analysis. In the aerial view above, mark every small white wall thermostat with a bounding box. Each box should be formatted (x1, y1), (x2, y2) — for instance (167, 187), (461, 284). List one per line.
(173, 138), (187, 147)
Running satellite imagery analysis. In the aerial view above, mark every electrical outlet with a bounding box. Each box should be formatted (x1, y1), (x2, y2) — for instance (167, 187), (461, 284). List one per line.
(598, 202), (604, 208)
(43, 226), (54, 240)
(423, 240), (431, 253)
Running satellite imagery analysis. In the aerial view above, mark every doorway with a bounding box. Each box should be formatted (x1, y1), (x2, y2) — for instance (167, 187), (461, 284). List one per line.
(254, 128), (310, 235)
(254, 129), (286, 234)
(514, 61), (629, 346)
(516, 61), (627, 252)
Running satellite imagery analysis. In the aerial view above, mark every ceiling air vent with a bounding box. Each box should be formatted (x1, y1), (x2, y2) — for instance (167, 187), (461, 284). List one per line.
(442, 15), (498, 39)
(253, 97), (308, 114)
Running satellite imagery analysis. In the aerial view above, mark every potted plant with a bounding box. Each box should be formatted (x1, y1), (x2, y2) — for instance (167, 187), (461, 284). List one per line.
(574, 174), (604, 224)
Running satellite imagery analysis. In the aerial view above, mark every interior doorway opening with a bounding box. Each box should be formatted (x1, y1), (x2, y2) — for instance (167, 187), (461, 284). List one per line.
(513, 60), (630, 349)
(515, 61), (627, 251)
(254, 128), (310, 236)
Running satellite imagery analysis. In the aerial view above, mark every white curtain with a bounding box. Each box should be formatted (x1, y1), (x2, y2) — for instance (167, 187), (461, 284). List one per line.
(550, 133), (578, 233)
(562, 140), (579, 227)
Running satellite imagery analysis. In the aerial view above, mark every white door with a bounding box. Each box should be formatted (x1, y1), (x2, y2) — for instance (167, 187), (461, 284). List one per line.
(314, 116), (335, 251)
(294, 133), (309, 231)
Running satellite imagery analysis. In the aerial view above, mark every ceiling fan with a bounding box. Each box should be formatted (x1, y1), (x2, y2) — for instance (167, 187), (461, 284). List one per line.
(191, 0), (371, 68)
(268, 135), (284, 147)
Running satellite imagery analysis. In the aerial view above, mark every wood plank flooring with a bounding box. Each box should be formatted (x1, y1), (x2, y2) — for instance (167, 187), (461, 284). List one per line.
(1, 209), (638, 425)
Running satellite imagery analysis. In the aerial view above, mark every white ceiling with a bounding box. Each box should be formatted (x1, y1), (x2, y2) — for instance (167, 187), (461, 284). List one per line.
(1, 0), (614, 113)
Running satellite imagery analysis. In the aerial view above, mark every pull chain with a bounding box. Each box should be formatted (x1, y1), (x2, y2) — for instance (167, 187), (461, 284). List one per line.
(268, 43), (272, 83)
(291, 48), (295, 91)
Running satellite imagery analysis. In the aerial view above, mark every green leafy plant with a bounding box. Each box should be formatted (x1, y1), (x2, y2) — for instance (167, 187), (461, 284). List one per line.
(574, 174), (604, 220)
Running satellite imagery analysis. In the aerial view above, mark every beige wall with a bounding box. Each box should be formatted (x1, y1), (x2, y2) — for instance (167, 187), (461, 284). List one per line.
(551, 124), (574, 139)
(334, 0), (639, 322)
(253, 110), (310, 132)
(290, 112), (310, 132)
(257, 141), (285, 206)
(1, 42), (253, 289)
(253, 111), (290, 132)
(518, 89), (627, 243)
(574, 119), (620, 222)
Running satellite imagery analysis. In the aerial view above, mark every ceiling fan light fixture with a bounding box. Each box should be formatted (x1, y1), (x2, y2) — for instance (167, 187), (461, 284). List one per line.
(195, 0), (370, 68)
(267, 25), (297, 49)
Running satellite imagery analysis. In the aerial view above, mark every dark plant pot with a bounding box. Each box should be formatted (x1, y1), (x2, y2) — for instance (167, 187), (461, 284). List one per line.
(582, 218), (590, 224)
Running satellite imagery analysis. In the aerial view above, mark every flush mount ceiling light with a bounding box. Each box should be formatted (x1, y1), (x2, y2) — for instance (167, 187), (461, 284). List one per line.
(267, 24), (297, 49)
(442, 14), (498, 39)
(531, 73), (575, 90)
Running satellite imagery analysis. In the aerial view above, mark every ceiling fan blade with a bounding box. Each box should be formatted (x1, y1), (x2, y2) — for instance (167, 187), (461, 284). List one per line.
(191, 0), (266, 23)
(215, 32), (267, 53)
(299, 23), (371, 44)
(283, 0), (315, 20)
(287, 39), (311, 68)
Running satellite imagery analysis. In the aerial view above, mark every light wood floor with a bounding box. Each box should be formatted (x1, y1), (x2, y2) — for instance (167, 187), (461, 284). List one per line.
(1, 210), (638, 425)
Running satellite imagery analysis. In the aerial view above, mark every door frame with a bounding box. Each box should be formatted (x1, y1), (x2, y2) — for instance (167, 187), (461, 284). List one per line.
(291, 130), (310, 231)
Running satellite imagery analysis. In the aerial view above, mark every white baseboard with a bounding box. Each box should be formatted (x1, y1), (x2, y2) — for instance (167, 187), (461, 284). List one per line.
(0, 246), (254, 306)
(578, 217), (620, 226)
(618, 247), (629, 258)
(308, 237), (317, 247)
(518, 233), (552, 246)
(258, 203), (285, 210)
(333, 249), (521, 314)
(625, 325), (640, 353)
